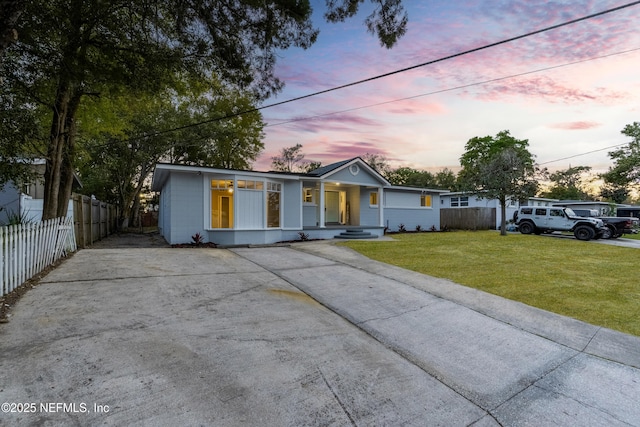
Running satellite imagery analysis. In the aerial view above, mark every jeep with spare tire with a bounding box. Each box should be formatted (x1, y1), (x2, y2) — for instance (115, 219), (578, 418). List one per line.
(514, 206), (606, 241)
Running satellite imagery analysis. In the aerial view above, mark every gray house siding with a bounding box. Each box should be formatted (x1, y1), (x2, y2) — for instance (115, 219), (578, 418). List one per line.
(325, 167), (382, 186)
(282, 181), (302, 229)
(385, 190), (439, 232)
(165, 172), (205, 244)
(359, 190), (380, 226)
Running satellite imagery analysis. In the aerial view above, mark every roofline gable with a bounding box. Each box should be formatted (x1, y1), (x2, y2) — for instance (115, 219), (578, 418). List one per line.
(307, 157), (390, 186)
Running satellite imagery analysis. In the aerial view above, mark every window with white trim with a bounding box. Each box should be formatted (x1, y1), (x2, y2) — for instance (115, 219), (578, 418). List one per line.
(267, 182), (281, 227)
(211, 179), (234, 228)
(369, 192), (378, 206)
(451, 196), (468, 207)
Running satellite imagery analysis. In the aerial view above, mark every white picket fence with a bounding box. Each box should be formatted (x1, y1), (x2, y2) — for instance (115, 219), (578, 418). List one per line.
(0, 217), (76, 297)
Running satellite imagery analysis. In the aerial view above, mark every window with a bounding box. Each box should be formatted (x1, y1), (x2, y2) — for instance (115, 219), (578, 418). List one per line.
(303, 188), (314, 203)
(237, 180), (263, 190)
(421, 194), (432, 207)
(267, 182), (281, 227)
(550, 209), (564, 217)
(211, 179), (234, 228)
(451, 196), (468, 207)
(535, 208), (547, 216)
(369, 192), (378, 206)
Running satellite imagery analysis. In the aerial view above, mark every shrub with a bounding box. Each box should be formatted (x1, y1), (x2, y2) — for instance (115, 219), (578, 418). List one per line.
(191, 232), (204, 246)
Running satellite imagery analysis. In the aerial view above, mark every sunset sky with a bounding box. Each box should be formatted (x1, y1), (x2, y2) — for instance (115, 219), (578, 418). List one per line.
(254, 0), (640, 175)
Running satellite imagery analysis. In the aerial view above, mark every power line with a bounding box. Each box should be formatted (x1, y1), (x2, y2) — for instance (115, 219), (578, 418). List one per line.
(124, 0), (640, 141)
(538, 142), (628, 166)
(265, 47), (640, 128)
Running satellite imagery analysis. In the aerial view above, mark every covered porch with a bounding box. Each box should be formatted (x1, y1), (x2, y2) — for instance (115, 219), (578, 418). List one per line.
(302, 181), (384, 229)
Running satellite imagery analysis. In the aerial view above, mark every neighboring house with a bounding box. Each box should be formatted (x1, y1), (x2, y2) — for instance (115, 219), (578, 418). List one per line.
(440, 193), (558, 230)
(0, 159), (79, 224)
(551, 200), (630, 216)
(151, 157), (447, 246)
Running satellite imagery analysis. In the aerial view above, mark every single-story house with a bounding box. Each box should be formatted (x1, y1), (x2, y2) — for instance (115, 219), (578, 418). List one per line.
(151, 157), (447, 246)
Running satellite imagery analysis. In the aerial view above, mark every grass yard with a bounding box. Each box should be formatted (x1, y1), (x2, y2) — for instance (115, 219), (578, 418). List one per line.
(341, 231), (640, 336)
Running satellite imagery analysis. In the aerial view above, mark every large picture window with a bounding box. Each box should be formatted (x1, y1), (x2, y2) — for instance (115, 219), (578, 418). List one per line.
(267, 182), (281, 228)
(211, 179), (234, 228)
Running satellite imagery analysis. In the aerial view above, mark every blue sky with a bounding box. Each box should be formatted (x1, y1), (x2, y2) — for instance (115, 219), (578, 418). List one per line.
(255, 0), (640, 174)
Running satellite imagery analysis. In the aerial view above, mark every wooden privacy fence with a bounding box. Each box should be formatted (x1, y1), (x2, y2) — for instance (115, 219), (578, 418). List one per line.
(441, 207), (496, 230)
(0, 217), (76, 297)
(72, 194), (118, 248)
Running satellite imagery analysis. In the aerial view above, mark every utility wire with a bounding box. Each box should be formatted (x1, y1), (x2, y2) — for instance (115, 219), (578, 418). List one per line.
(125, 0), (640, 141)
(538, 142), (629, 166)
(265, 47), (640, 128)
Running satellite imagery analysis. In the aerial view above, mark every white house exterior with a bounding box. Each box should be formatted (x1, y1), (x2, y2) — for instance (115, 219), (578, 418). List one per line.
(151, 157), (446, 246)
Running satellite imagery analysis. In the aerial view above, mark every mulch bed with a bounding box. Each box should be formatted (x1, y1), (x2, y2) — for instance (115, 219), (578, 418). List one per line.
(171, 242), (218, 248)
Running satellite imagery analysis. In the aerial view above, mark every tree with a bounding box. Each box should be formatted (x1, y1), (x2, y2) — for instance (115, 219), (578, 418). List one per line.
(540, 166), (593, 200)
(434, 168), (460, 191)
(0, 0), (24, 59)
(361, 153), (391, 178)
(601, 122), (640, 202)
(271, 144), (306, 172)
(459, 130), (538, 235)
(78, 80), (264, 228)
(4, 0), (409, 221)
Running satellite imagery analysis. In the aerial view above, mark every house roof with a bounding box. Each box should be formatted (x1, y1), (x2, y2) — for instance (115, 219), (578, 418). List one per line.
(151, 158), (446, 193)
(304, 157), (391, 186)
(305, 159), (355, 177)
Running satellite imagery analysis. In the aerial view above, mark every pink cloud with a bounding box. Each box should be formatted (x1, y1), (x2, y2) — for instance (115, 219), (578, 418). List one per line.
(265, 112), (381, 133)
(471, 75), (625, 103)
(548, 121), (602, 130)
(311, 140), (389, 160)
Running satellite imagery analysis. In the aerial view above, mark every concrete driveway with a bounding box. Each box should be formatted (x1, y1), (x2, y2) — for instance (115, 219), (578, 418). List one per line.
(1, 236), (639, 426)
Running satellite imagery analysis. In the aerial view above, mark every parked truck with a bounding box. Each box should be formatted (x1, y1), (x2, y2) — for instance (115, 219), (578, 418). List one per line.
(571, 209), (639, 239)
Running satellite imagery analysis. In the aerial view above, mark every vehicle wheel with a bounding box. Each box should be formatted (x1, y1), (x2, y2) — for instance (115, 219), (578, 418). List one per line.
(574, 225), (595, 241)
(601, 226), (615, 239)
(518, 221), (534, 234)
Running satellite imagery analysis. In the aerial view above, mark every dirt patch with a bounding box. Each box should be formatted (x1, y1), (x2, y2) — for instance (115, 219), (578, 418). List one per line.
(88, 231), (170, 248)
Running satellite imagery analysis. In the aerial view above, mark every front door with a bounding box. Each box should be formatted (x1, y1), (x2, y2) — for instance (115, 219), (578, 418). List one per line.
(325, 191), (340, 224)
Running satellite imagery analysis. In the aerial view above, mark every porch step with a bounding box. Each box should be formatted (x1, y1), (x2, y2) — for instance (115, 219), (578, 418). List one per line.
(334, 229), (378, 239)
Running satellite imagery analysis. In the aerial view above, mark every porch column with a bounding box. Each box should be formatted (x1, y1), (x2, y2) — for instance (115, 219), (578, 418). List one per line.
(378, 187), (384, 227)
(319, 181), (325, 228)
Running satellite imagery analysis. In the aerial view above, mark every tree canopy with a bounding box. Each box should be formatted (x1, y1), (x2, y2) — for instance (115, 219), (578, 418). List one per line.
(1, 0), (410, 221)
(601, 122), (640, 203)
(540, 166), (593, 200)
(459, 130), (538, 235)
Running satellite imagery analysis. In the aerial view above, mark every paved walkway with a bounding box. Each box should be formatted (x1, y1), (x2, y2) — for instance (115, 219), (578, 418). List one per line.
(0, 237), (639, 426)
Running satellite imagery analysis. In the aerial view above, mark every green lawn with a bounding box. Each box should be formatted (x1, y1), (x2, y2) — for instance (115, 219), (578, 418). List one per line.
(341, 231), (640, 336)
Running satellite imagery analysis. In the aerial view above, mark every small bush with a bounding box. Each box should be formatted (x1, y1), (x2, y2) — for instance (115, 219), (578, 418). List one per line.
(398, 224), (406, 233)
(415, 225), (422, 232)
(191, 232), (204, 246)
(298, 232), (310, 241)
